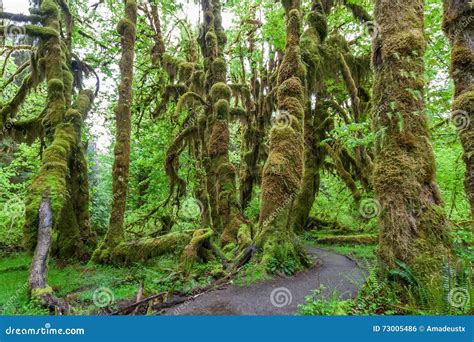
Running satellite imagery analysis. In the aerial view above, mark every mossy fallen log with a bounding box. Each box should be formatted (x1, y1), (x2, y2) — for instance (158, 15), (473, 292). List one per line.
(92, 232), (191, 265)
(316, 234), (378, 245)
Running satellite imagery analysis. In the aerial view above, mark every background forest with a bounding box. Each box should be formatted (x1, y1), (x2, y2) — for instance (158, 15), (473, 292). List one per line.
(0, 0), (472, 316)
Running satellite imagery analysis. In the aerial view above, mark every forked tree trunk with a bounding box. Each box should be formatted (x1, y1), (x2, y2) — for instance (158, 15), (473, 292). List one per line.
(443, 0), (474, 221)
(372, 0), (451, 283)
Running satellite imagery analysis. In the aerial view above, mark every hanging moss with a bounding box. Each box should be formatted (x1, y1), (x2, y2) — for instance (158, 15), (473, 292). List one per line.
(210, 58), (227, 83)
(214, 99), (230, 119)
(307, 11), (327, 41)
(176, 91), (205, 113)
(40, 0), (59, 16)
(24, 24), (58, 38)
(207, 120), (229, 157)
(178, 62), (194, 83)
(210, 82), (231, 103)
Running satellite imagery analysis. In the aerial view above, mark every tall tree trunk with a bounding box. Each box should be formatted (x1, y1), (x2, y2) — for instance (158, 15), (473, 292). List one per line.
(23, 0), (95, 260)
(255, 0), (311, 273)
(94, 0), (137, 259)
(197, 0), (249, 248)
(291, 0), (330, 232)
(372, 0), (451, 283)
(443, 0), (474, 221)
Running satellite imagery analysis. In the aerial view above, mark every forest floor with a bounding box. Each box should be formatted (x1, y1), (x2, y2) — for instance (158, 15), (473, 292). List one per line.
(0, 243), (372, 315)
(163, 247), (367, 315)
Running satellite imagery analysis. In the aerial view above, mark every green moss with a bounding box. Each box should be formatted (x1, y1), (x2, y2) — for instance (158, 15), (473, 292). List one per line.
(307, 11), (327, 41)
(47, 78), (64, 93)
(277, 77), (305, 104)
(210, 82), (231, 103)
(205, 31), (218, 48)
(31, 286), (53, 298)
(214, 99), (230, 119)
(452, 89), (474, 113)
(180, 229), (214, 268)
(92, 232), (191, 265)
(117, 18), (135, 35)
(210, 58), (227, 82)
(40, 0), (59, 17)
(24, 25), (58, 38)
(178, 62), (194, 82)
(207, 120), (229, 157)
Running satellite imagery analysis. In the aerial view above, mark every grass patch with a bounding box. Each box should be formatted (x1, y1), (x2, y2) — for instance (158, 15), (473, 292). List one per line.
(0, 252), (223, 315)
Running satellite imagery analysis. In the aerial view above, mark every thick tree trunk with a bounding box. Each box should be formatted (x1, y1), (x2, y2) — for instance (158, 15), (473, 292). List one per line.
(372, 0), (451, 283)
(23, 0), (95, 261)
(255, 0), (311, 272)
(95, 0), (137, 256)
(443, 0), (474, 221)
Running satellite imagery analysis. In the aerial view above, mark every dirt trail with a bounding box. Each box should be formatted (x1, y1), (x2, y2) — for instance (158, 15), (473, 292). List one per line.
(164, 247), (367, 315)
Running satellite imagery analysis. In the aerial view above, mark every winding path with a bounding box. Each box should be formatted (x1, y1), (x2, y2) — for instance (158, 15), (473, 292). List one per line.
(164, 247), (367, 315)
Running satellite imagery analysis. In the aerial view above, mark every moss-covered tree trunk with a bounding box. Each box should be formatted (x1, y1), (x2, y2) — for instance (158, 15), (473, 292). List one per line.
(443, 0), (474, 220)
(23, 0), (95, 261)
(198, 0), (249, 248)
(372, 0), (451, 282)
(94, 0), (137, 258)
(290, 0), (330, 232)
(255, 0), (310, 272)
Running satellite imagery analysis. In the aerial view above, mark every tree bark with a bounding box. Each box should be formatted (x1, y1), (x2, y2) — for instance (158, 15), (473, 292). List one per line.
(98, 0), (137, 252)
(372, 0), (451, 283)
(255, 0), (311, 273)
(28, 197), (69, 314)
(290, 0), (331, 232)
(443, 0), (474, 221)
